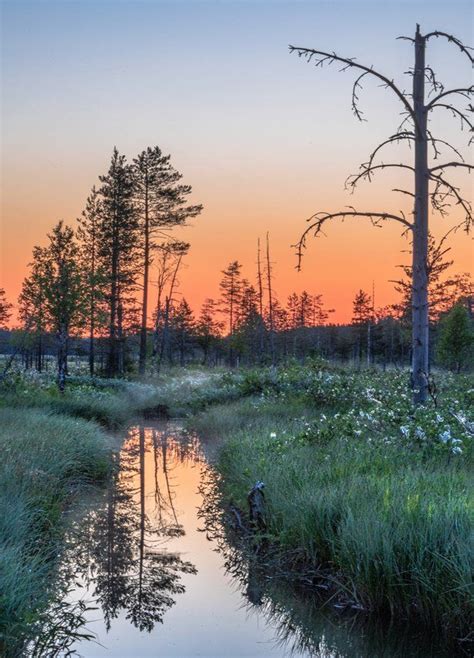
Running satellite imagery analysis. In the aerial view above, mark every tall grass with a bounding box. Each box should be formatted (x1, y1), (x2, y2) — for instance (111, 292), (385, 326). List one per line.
(191, 394), (473, 641)
(0, 408), (111, 656)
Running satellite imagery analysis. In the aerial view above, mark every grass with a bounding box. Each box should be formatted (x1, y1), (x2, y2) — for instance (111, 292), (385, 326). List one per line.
(0, 366), (244, 654)
(1, 361), (472, 650)
(0, 408), (111, 656)
(190, 365), (474, 644)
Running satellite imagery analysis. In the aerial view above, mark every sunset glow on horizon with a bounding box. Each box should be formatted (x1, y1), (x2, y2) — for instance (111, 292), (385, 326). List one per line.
(1, 0), (472, 325)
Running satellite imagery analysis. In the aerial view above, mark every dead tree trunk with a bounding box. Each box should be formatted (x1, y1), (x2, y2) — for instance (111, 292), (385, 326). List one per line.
(57, 322), (68, 394)
(412, 25), (429, 404)
(291, 25), (473, 404)
(256, 238), (265, 359)
(266, 233), (275, 366)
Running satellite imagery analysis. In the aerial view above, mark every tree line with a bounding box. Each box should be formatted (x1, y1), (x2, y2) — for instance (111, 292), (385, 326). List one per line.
(0, 207), (472, 384)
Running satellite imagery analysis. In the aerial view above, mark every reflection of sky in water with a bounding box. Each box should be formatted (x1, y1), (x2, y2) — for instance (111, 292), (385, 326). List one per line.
(64, 423), (314, 657)
(61, 423), (458, 658)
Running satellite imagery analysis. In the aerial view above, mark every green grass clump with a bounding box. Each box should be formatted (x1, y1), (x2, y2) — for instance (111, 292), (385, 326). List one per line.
(0, 408), (111, 655)
(191, 376), (474, 641)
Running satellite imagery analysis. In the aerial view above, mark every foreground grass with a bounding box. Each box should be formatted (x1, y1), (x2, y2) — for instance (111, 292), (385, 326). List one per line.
(0, 408), (111, 656)
(191, 366), (474, 643)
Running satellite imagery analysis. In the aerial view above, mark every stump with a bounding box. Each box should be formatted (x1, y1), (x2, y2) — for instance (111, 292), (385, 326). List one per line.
(247, 480), (266, 532)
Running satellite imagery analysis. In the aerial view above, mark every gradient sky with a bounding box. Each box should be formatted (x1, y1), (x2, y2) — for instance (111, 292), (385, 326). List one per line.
(1, 0), (473, 323)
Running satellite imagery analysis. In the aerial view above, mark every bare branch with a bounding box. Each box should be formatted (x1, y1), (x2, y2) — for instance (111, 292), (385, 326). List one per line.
(426, 85), (474, 109)
(347, 162), (415, 190)
(426, 130), (465, 161)
(365, 131), (414, 170)
(289, 45), (416, 122)
(392, 188), (415, 198)
(351, 71), (371, 121)
(423, 31), (474, 64)
(437, 221), (465, 251)
(428, 103), (474, 137)
(429, 171), (473, 230)
(295, 210), (412, 269)
(430, 162), (473, 174)
(424, 66), (444, 97)
(397, 35), (415, 44)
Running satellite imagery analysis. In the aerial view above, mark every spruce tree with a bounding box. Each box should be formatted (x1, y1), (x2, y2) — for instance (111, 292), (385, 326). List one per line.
(219, 261), (243, 365)
(98, 148), (138, 377)
(437, 304), (473, 372)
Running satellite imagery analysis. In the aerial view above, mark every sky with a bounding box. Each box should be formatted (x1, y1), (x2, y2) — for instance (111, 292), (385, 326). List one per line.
(1, 0), (473, 324)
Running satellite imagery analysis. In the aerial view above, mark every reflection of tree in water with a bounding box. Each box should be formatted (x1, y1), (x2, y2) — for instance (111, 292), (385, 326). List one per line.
(68, 425), (198, 633)
(198, 471), (459, 658)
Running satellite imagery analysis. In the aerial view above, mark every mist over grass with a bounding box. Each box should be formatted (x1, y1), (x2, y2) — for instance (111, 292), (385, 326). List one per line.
(0, 367), (241, 428)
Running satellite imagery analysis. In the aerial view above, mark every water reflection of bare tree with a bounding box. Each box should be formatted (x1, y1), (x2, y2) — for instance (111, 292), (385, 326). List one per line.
(198, 471), (460, 658)
(66, 425), (197, 634)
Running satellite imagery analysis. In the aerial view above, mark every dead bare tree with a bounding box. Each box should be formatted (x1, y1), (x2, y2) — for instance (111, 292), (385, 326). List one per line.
(290, 24), (473, 404)
(265, 232), (276, 366)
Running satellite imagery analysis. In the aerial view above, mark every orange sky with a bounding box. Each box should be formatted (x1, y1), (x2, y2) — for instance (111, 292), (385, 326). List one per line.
(1, 1), (472, 325)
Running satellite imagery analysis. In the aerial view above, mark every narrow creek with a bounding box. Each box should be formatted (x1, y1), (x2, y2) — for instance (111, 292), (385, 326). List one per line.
(51, 422), (458, 658)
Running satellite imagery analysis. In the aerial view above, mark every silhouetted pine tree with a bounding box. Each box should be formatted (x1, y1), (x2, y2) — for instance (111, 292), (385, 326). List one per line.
(132, 146), (202, 375)
(98, 148), (138, 377)
(0, 289), (12, 328)
(77, 186), (107, 376)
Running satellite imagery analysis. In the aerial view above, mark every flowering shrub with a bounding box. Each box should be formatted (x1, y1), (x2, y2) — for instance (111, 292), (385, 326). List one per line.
(230, 364), (473, 460)
(194, 362), (473, 641)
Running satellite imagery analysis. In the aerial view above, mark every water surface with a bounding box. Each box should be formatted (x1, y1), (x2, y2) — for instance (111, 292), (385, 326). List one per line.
(54, 423), (458, 658)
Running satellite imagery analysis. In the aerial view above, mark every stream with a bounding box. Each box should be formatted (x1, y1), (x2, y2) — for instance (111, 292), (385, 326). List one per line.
(42, 422), (459, 658)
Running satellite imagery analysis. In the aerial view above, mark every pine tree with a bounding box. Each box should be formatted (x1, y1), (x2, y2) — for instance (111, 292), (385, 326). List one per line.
(98, 148), (138, 377)
(132, 146), (202, 375)
(235, 282), (263, 362)
(24, 222), (85, 391)
(196, 298), (223, 365)
(219, 261), (242, 336)
(77, 186), (107, 376)
(393, 234), (471, 323)
(171, 298), (195, 366)
(219, 261), (243, 365)
(18, 247), (49, 371)
(0, 289), (12, 328)
(298, 291), (313, 328)
(437, 304), (473, 373)
(352, 289), (372, 363)
(286, 293), (300, 330)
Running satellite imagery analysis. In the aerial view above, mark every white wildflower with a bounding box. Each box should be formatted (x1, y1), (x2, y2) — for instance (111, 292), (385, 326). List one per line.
(439, 429), (451, 444)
